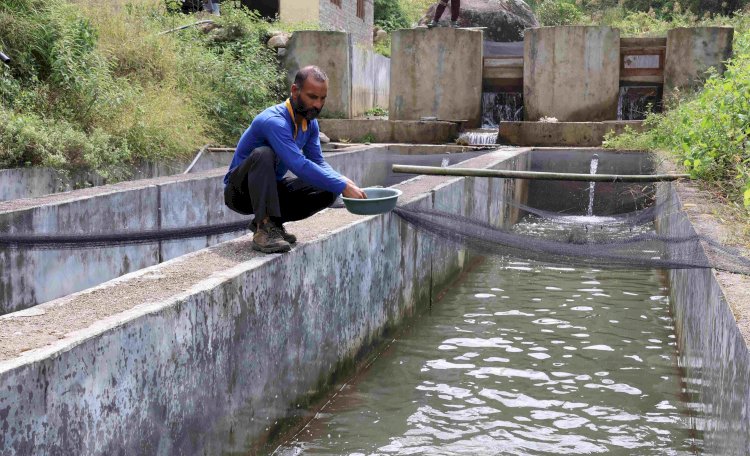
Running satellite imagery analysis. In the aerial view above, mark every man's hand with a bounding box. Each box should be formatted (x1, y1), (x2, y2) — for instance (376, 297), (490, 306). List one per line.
(342, 179), (367, 199)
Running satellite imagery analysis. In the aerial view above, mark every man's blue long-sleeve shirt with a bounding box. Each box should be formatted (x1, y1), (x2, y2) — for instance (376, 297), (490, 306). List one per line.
(224, 101), (347, 194)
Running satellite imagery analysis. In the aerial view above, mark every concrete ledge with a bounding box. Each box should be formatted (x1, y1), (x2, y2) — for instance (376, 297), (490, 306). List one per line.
(655, 175), (750, 453)
(0, 146), (426, 313)
(318, 119), (459, 144)
(0, 148), (529, 455)
(0, 154), (231, 203)
(497, 121), (645, 147)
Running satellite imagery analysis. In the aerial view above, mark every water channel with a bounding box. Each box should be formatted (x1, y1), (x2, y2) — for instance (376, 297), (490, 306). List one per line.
(275, 216), (700, 455)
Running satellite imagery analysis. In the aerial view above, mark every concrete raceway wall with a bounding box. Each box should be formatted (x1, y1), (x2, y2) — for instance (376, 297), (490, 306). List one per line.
(0, 149), (528, 455)
(656, 183), (750, 455)
(0, 145), (412, 314)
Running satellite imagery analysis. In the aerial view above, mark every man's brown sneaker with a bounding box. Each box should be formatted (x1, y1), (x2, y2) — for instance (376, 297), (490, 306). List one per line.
(250, 219), (297, 244)
(252, 222), (291, 253)
(271, 224), (297, 244)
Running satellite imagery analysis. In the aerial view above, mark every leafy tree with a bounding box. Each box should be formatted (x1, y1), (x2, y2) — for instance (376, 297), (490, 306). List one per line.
(374, 0), (410, 31)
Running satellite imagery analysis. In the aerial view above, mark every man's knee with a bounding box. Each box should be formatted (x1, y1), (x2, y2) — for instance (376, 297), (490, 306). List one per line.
(322, 191), (337, 208)
(250, 146), (276, 168)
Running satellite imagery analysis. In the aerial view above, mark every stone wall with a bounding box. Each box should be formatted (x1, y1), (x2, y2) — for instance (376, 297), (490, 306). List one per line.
(319, 119), (458, 143)
(664, 27), (734, 93)
(0, 146), (458, 313)
(655, 182), (750, 455)
(283, 31), (352, 118)
(319, 0), (373, 47)
(0, 154), (229, 202)
(283, 31), (389, 119)
(351, 45), (390, 116)
(524, 26), (620, 121)
(497, 121), (645, 147)
(389, 28), (484, 127)
(0, 149), (530, 455)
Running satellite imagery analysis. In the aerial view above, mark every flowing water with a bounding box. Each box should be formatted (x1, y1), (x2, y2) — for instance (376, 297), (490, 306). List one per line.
(457, 130), (498, 146)
(587, 155), (599, 217)
(482, 92), (524, 127)
(617, 86), (662, 121)
(275, 218), (700, 455)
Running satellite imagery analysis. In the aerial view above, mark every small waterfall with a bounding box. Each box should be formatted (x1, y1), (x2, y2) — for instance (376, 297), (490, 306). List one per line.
(458, 129), (498, 145)
(617, 86), (661, 120)
(587, 154), (599, 217)
(482, 91), (523, 128)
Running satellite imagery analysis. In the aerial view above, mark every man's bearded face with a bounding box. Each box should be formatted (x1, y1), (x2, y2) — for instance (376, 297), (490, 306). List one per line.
(291, 90), (322, 121)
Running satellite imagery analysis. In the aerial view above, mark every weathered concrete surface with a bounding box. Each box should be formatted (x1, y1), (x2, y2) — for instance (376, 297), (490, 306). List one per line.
(0, 169), (241, 315)
(497, 120), (644, 147)
(0, 153), (230, 202)
(283, 31), (352, 118)
(389, 28), (484, 127)
(283, 32), (390, 119)
(526, 148), (654, 214)
(524, 26), (620, 121)
(351, 45), (390, 116)
(318, 119), (459, 144)
(664, 27), (733, 93)
(655, 179), (750, 455)
(0, 148), (529, 455)
(0, 146), (477, 314)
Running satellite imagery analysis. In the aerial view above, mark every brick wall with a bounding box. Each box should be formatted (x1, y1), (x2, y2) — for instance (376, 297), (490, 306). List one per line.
(319, 0), (373, 47)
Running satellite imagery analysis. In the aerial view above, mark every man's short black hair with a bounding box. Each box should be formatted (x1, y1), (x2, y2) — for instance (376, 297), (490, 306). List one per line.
(294, 66), (328, 89)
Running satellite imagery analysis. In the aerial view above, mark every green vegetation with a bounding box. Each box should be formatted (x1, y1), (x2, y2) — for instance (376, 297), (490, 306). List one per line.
(536, 0), (584, 26)
(0, 0), (284, 181)
(373, 0), (432, 56)
(597, 12), (750, 210)
(364, 106), (388, 117)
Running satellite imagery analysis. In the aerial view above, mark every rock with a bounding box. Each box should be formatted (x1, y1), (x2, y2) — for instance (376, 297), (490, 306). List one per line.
(319, 132), (331, 143)
(197, 21), (221, 34)
(419, 0), (539, 42)
(374, 29), (389, 44)
(267, 33), (291, 49)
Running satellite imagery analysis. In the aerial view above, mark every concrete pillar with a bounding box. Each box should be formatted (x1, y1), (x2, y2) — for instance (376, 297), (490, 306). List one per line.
(524, 26), (620, 121)
(664, 27), (733, 93)
(389, 28), (484, 128)
(282, 31), (352, 118)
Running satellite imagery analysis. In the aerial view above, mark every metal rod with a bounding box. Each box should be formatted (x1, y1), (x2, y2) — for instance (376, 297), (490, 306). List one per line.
(158, 19), (214, 35)
(392, 165), (691, 182)
(0, 51), (10, 65)
(183, 145), (206, 174)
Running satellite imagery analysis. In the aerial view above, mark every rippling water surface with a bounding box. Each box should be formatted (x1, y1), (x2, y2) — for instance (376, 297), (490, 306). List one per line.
(276, 219), (699, 455)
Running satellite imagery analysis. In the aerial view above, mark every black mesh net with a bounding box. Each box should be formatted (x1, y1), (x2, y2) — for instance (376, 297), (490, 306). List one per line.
(392, 201), (750, 276)
(0, 220), (249, 250)
(2, 179), (749, 276)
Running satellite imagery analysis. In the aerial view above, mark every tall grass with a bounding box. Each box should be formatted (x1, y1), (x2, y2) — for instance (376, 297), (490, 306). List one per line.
(0, 0), (284, 181)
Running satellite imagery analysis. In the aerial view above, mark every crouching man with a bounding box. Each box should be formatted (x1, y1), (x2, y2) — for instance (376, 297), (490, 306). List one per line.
(224, 65), (367, 253)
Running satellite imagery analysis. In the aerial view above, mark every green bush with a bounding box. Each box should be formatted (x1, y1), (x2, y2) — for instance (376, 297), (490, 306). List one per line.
(374, 0), (410, 31)
(0, 0), (284, 179)
(604, 19), (750, 208)
(537, 0), (584, 25)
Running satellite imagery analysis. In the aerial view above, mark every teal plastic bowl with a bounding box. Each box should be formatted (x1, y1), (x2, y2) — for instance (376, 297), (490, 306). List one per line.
(341, 187), (403, 215)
